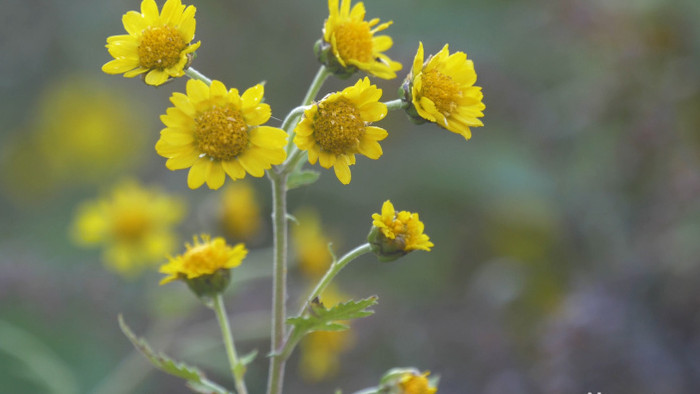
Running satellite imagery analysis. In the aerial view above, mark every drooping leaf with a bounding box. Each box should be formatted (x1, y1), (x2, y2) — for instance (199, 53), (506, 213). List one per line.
(118, 315), (231, 394)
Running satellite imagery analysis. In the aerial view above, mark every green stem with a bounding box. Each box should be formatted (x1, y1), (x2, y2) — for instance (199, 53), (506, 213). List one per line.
(384, 98), (408, 111)
(278, 243), (372, 360)
(266, 170), (288, 394)
(185, 67), (212, 85)
(212, 294), (248, 394)
(284, 65), (331, 153)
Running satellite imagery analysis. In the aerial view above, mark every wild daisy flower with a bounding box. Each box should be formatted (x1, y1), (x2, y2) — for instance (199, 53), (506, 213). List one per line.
(71, 180), (185, 278)
(398, 371), (438, 394)
(160, 234), (247, 296)
(102, 0), (200, 86)
(402, 42), (485, 140)
(293, 77), (388, 185)
(316, 0), (402, 79)
(155, 79), (288, 190)
(368, 200), (433, 262)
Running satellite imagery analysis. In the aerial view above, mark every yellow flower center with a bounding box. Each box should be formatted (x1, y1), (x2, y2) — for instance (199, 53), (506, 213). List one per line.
(194, 105), (249, 161)
(182, 243), (225, 274)
(313, 98), (364, 154)
(138, 25), (187, 69)
(113, 209), (150, 241)
(421, 69), (461, 115)
(334, 21), (373, 63)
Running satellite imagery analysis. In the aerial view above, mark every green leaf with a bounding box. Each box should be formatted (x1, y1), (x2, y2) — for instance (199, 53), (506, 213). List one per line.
(287, 169), (320, 190)
(287, 296), (378, 336)
(239, 349), (258, 366)
(118, 315), (231, 394)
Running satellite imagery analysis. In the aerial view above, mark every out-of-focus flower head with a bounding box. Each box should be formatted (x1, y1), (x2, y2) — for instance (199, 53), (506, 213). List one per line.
(0, 77), (147, 202)
(71, 179), (185, 278)
(378, 368), (439, 394)
(299, 284), (355, 382)
(315, 0), (402, 79)
(220, 181), (263, 242)
(294, 77), (387, 184)
(401, 42), (485, 140)
(102, 0), (200, 86)
(292, 208), (336, 279)
(156, 79), (288, 190)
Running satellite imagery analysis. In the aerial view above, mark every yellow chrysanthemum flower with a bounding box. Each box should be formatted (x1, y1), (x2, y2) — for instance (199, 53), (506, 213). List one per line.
(299, 285), (354, 382)
(159, 234), (247, 287)
(368, 200), (433, 261)
(398, 371), (438, 394)
(293, 77), (388, 185)
(71, 180), (185, 278)
(404, 42), (485, 140)
(292, 208), (335, 279)
(220, 182), (262, 242)
(155, 79), (288, 190)
(319, 0), (402, 79)
(102, 0), (200, 86)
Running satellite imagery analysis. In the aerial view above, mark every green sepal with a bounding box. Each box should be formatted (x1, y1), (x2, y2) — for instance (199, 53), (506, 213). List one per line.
(118, 315), (231, 394)
(287, 169), (320, 190)
(185, 268), (231, 298)
(314, 39), (357, 79)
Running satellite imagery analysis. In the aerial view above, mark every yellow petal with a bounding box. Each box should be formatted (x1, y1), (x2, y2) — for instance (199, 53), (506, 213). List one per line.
(165, 149), (199, 169)
(222, 160), (246, 180)
(102, 59), (138, 74)
(209, 80), (228, 99)
(241, 84), (265, 109)
(237, 151), (267, 177)
(187, 157), (210, 189)
(249, 126), (288, 148)
(364, 126), (388, 141)
(358, 137), (383, 159)
(141, 0), (159, 23)
(122, 11), (147, 36)
(243, 104), (271, 126)
(333, 160), (351, 184)
(206, 162), (226, 190)
(145, 69), (170, 86)
(170, 92), (196, 117)
(186, 79), (209, 103)
(318, 151), (336, 168)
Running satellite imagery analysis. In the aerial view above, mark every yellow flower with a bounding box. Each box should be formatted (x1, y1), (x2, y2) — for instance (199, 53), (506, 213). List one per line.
(159, 234), (247, 287)
(155, 79), (288, 190)
(71, 180), (185, 278)
(368, 200), (433, 261)
(102, 0), (200, 86)
(299, 285), (354, 382)
(398, 371), (437, 394)
(292, 208), (334, 278)
(293, 77), (388, 184)
(405, 42), (485, 140)
(319, 0), (402, 79)
(220, 182), (262, 242)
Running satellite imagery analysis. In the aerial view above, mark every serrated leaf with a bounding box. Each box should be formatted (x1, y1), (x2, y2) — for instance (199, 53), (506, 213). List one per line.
(287, 296), (378, 336)
(119, 314), (231, 394)
(287, 170), (320, 190)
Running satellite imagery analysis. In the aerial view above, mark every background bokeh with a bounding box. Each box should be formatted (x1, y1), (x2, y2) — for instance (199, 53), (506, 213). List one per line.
(2, 0), (700, 393)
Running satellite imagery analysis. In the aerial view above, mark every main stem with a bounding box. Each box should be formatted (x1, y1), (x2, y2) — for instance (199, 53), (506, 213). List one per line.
(212, 294), (248, 394)
(266, 171), (288, 394)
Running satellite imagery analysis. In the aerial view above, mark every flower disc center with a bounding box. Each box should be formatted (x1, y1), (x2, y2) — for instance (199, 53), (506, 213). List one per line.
(313, 98), (365, 154)
(194, 105), (249, 161)
(334, 21), (373, 63)
(421, 69), (461, 115)
(138, 25), (187, 69)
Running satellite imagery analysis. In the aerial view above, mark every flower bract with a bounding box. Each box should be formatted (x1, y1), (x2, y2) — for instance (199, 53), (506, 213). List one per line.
(369, 200), (433, 261)
(159, 234), (247, 289)
(156, 79), (288, 190)
(293, 77), (388, 185)
(319, 0), (402, 79)
(404, 42), (485, 140)
(71, 180), (185, 278)
(102, 0), (200, 86)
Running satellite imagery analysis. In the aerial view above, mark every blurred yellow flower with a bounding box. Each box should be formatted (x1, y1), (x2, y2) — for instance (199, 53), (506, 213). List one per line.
(293, 77), (387, 184)
(159, 234), (247, 285)
(321, 0), (402, 79)
(156, 79), (288, 190)
(292, 208), (334, 278)
(406, 42), (485, 140)
(369, 200), (433, 262)
(0, 77), (146, 201)
(398, 371), (437, 394)
(71, 180), (185, 278)
(299, 284), (354, 382)
(102, 0), (200, 86)
(220, 182), (262, 242)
